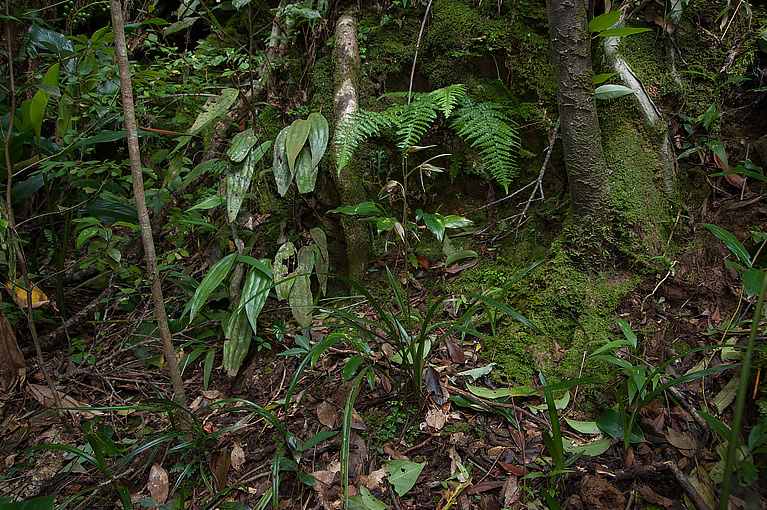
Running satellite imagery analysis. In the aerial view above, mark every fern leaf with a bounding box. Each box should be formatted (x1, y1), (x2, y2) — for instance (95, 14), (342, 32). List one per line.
(427, 84), (468, 119)
(451, 100), (520, 192)
(394, 98), (437, 154)
(336, 110), (394, 172)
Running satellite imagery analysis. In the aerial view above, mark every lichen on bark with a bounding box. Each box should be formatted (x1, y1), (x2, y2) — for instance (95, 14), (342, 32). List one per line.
(332, 14), (373, 282)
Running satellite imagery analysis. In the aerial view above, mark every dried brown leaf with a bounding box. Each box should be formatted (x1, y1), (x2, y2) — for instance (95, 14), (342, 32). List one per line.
(147, 463), (169, 505)
(317, 401), (338, 428)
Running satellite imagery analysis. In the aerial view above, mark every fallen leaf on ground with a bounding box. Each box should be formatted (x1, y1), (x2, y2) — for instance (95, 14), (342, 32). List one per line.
(317, 401), (337, 428)
(147, 463), (169, 505)
(27, 384), (104, 419)
(425, 408), (447, 430)
(230, 443), (245, 471)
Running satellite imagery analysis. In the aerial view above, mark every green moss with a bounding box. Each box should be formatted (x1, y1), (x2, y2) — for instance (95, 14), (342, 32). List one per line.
(599, 100), (672, 263)
(452, 249), (637, 388)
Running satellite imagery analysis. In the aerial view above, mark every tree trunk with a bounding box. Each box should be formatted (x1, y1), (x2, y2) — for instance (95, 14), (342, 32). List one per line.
(545, 0), (608, 222)
(333, 14), (372, 282)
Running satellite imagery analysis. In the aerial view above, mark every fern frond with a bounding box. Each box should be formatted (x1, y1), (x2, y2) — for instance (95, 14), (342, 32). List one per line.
(426, 84), (468, 119)
(394, 98), (437, 154)
(451, 100), (520, 192)
(336, 110), (395, 172)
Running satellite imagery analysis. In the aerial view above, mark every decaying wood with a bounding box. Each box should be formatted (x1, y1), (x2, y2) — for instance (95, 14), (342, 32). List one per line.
(0, 311), (25, 394)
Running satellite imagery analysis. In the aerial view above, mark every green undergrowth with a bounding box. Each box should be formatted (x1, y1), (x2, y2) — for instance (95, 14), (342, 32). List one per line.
(450, 246), (639, 393)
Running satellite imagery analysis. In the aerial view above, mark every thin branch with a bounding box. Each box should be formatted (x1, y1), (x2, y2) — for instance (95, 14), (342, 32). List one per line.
(493, 117), (560, 242)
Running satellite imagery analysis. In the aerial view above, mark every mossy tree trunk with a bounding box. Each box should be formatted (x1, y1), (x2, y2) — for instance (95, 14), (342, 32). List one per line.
(333, 14), (372, 282)
(546, 0), (670, 261)
(546, 0), (608, 224)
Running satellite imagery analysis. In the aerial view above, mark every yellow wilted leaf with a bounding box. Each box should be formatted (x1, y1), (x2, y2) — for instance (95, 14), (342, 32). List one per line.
(5, 279), (53, 309)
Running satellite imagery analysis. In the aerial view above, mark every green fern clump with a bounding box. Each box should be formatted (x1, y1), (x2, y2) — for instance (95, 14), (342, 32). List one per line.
(335, 84), (520, 192)
(451, 99), (520, 192)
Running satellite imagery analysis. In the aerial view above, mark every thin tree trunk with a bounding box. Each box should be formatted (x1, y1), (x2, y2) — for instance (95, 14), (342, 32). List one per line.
(110, 0), (186, 405)
(333, 14), (372, 282)
(546, 0), (608, 221)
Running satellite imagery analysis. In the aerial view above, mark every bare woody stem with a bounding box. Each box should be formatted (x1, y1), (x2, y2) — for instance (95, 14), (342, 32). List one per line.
(109, 0), (186, 404)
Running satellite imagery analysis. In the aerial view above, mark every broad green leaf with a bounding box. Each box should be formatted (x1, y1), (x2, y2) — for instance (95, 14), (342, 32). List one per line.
(595, 84), (635, 100)
(357, 487), (389, 510)
(0, 494), (55, 510)
(456, 363), (495, 381)
(29, 88), (50, 139)
(286, 119), (311, 175)
(241, 261), (273, 334)
(443, 215), (473, 228)
(303, 430), (338, 450)
(700, 223), (751, 267)
(29, 25), (72, 57)
(596, 27), (651, 37)
(274, 242), (297, 300)
(593, 73), (617, 84)
(742, 268), (765, 298)
(308, 112), (329, 170)
(343, 355), (365, 382)
(706, 140), (729, 170)
(289, 273), (313, 328)
(273, 127), (292, 196)
(232, 0), (253, 9)
(563, 438), (611, 456)
(386, 460), (426, 496)
(588, 10), (621, 32)
(228, 128), (258, 162)
(85, 198), (139, 224)
(295, 146), (316, 194)
(189, 195), (224, 211)
(329, 201), (383, 216)
(297, 245), (315, 273)
(187, 253), (237, 320)
(698, 411), (732, 440)
(417, 209), (446, 241)
(615, 318), (637, 347)
(445, 249), (478, 266)
(189, 88), (239, 135)
(564, 418), (602, 435)
(596, 409), (646, 443)
(162, 16), (200, 37)
(376, 217), (397, 235)
(466, 383), (535, 400)
(227, 147), (257, 222)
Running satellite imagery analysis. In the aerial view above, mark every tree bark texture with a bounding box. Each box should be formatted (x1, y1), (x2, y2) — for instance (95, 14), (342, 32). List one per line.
(546, 0), (608, 221)
(333, 14), (372, 282)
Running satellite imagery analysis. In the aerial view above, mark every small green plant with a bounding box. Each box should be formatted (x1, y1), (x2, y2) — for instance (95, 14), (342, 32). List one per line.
(591, 319), (737, 452)
(184, 254), (273, 376)
(700, 223), (766, 299)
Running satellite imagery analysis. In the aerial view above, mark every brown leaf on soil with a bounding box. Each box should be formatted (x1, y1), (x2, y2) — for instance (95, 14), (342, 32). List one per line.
(666, 429), (698, 458)
(230, 443), (245, 471)
(27, 384), (103, 419)
(466, 480), (504, 494)
(443, 336), (466, 364)
(350, 408), (367, 430)
(147, 463), (169, 505)
(348, 432), (367, 479)
(638, 485), (676, 509)
(0, 312), (24, 394)
(425, 408), (447, 430)
(316, 401), (338, 428)
(209, 446), (230, 491)
(500, 474), (519, 507)
(382, 441), (409, 460)
(497, 460), (527, 476)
